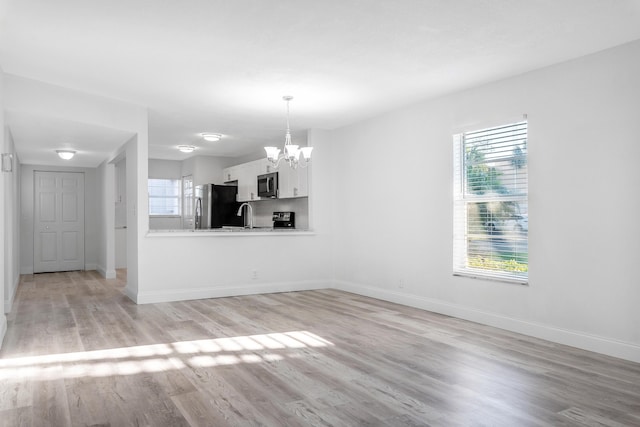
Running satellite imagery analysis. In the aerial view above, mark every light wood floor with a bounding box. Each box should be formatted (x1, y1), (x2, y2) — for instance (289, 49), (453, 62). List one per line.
(1, 271), (639, 426)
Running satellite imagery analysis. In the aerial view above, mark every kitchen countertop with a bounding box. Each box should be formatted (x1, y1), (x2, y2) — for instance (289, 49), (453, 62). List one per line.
(147, 227), (314, 237)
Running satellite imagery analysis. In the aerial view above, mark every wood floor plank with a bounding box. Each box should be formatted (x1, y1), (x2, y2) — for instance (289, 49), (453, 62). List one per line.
(65, 374), (130, 427)
(0, 406), (32, 427)
(30, 377), (72, 427)
(1, 271), (639, 426)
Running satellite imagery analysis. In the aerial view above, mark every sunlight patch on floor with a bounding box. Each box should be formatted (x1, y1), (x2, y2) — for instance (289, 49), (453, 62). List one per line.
(0, 331), (332, 381)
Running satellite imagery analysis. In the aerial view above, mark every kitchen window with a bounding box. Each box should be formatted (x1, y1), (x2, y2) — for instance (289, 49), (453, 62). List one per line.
(148, 179), (181, 216)
(453, 120), (528, 283)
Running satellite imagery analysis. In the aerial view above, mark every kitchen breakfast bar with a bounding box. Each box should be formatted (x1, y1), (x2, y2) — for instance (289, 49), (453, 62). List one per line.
(147, 228), (315, 237)
(131, 227), (323, 305)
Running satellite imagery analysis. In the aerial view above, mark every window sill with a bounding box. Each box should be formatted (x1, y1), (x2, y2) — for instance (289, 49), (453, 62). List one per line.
(453, 270), (528, 285)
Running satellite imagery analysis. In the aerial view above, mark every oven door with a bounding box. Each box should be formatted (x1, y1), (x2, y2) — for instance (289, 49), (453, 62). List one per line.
(257, 172), (278, 198)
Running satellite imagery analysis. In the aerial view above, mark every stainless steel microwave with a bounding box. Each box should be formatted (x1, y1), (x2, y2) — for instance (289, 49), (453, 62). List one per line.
(257, 172), (278, 198)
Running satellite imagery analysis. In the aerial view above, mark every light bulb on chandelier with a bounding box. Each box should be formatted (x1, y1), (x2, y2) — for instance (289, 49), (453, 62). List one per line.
(264, 96), (313, 169)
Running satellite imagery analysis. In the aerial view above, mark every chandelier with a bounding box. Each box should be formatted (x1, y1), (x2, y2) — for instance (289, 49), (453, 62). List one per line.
(264, 96), (313, 169)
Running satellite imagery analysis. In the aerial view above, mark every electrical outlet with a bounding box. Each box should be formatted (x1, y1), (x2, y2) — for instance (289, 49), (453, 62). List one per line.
(252, 270), (258, 280)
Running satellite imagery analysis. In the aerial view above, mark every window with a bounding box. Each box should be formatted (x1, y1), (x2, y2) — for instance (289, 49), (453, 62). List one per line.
(453, 120), (528, 283)
(148, 179), (181, 216)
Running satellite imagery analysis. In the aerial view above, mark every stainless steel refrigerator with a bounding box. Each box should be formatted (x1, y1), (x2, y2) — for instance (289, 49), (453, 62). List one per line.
(194, 184), (244, 229)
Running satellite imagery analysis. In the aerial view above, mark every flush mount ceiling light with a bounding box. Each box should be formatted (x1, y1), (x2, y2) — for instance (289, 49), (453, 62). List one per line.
(264, 96), (313, 169)
(178, 145), (196, 153)
(201, 133), (222, 142)
(56, 150), (76, 160)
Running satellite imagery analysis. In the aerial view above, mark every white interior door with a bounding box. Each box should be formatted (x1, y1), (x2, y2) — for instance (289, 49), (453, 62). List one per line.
(34, 171), (85, 273)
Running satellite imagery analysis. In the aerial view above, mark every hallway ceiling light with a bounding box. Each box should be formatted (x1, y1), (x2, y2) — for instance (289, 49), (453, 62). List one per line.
(201, 133), (222, 142)
(264, 96), (313, 169)
(56, 150), (76, 160)
(178, 145), (196, 153)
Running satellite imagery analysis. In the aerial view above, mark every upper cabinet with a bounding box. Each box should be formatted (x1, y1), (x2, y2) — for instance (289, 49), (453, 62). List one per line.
(223, 158), (308, 201)
(223, 165), (240, 184)
(224, 162), (258, 202)
(278, 165), (308, 198)
(258, 161), (276, 175)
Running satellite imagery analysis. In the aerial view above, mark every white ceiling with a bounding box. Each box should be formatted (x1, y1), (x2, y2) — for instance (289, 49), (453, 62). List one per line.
(5, 111), (135, 167)
(2, 0), (640, 165)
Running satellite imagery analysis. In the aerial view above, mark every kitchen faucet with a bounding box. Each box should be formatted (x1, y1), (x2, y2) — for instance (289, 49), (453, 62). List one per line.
(236, 203), (253, 229)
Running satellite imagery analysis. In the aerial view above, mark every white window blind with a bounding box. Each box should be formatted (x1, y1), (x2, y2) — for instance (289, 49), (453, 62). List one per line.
(148, 179), (181, 216)
(453, 120), (528, 283)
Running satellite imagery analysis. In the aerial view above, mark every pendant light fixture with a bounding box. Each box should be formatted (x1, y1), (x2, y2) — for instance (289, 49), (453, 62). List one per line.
(264, 96), (312, 169)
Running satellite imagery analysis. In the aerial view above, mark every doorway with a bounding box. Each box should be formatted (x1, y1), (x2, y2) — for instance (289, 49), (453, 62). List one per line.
(33, 171), (85, 273)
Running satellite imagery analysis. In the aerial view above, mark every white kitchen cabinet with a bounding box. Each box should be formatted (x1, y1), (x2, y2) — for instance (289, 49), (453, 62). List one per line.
(278, 166), (308, 198)
(223, 165), (240, 184)
(223, 158), (308, 201)
(225, 161), (261, 202)
(243, 161), (262, 201)
(236, 164), (251, 202)
(257, 158), (275, 175)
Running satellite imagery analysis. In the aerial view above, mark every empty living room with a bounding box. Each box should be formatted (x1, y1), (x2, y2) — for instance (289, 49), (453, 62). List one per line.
(1, 1), (639, 426)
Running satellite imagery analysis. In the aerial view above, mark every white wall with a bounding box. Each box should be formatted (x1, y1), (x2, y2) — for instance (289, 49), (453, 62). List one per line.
(96, 160), (116, 279)
(115, 228), (127, 269)
(121, 136), (143, 298)
(20, 165), (99, 274)
(321, 40), (640, 362)
(114, 157), (127, 268)
(125, 106), (151, 301)
(0, 68), (7, 346)
(0, 67), (20, 352)
(149, 159), (182, 179)
(115, 158), (127, 227)
(183, 155), (236, 186)
(3, 128), (20, 313)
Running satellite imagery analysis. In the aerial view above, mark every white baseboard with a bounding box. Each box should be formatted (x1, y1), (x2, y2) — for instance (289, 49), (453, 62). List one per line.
(96, 265), (117, 279)
(4, 274), (20, 313)
(0, 315), (7, 351)
(21, 265), (103, 275)
(134, 280), (328, 305)
(333, 280), (640, 364)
